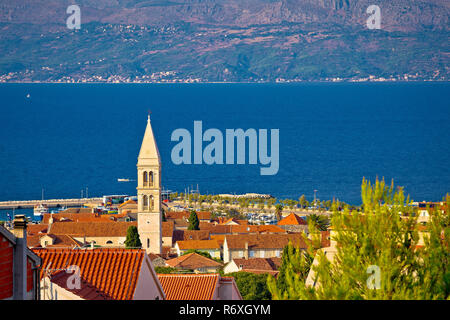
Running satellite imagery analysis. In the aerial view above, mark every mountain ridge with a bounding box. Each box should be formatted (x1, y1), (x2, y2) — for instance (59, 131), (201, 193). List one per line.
(0, 0), (448, 82)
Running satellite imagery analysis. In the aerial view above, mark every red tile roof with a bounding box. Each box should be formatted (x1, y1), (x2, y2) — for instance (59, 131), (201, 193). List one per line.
(277, 213), (307, 225)
(200, 224), (233, 234)
(48, 270), (113, 300)
(162, 221), (174, 237)
(232, 257), (281, 271)
(176, 239), (221, 250)
(27, 223), (48, 235)
(172, 230), (211, 242)
(157, 274), (220, 300)
(166, 253), (222, 270)
(210, 235), (226, 246)
(225, 234), (309, 250)
(28, 234), (83, 249)
(33, 248), (145, 300)
(230, 225), (286, 234)
(48, 221), (136, 237)
(42, 213), (124, 224)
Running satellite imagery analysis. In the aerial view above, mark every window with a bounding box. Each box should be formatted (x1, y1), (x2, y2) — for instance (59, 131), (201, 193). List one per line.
(249, 250), (255, 258)
(143, 171), (148, 186)
(106, 240), (113, 245)
(149, 171), (154, 186)
(150, 195), (154, 210)
(143, 195), (148, 209)
(147, 238), (150, 248)
(275, 250), (280, 257)
(260, 250), (265, 258)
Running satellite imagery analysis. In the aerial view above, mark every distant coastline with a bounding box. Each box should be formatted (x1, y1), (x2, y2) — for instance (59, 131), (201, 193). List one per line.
(1, 79), (448, 84)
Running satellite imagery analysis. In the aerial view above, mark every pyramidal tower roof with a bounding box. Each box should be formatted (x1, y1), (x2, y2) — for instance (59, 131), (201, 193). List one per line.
(138, 115), (161, 165)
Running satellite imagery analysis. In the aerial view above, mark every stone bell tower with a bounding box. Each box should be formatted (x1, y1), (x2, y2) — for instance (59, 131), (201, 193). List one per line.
(137, 115), (162, 254)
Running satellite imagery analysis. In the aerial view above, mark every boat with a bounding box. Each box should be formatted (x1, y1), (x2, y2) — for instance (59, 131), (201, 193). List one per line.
(117, 178), (133, 182)
(34, 203), (49, 216)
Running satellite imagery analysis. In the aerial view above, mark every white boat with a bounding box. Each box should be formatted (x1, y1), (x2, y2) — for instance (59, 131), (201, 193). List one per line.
(34, 203), (49, 216)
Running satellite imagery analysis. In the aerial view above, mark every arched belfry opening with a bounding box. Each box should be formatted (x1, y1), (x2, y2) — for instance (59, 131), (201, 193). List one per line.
(143, 171), (148, 186)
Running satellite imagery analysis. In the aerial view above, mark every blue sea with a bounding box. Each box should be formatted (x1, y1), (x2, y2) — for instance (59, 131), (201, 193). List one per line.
(0, 83), (449, 220)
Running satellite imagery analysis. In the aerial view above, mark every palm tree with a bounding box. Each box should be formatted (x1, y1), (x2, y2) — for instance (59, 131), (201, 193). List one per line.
(306, 213), (330, 231)
(275, 204), (283, 221)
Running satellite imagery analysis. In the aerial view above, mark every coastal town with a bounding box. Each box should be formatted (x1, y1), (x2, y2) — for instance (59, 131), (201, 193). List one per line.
(0, 115), (447, 301)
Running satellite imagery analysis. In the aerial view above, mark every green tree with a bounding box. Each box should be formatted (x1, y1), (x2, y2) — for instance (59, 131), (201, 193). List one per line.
(182, 249), (213, 259)
(267, 241), (314, 299)
(154, 266), (177, 274)
(124, 225), (142, 248)
(228, 272), (272, 300)
(307, 213), (330, 231)
(299, 195), (308, 208)
(275, 204), (284, 221)
(268, 178), (450, 300)
(188, 210), (200, 230)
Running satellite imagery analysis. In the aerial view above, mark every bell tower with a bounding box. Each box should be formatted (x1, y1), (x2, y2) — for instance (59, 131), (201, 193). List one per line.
(137, 114), (162, 254)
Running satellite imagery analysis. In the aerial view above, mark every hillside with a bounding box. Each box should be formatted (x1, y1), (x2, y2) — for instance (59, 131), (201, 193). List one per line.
(0, 0), (448, 82)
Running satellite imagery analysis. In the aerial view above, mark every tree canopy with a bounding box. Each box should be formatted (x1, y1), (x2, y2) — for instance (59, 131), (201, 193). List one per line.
(188, 210), (200, 230)
(268, 178), (449, 300)
(228, 272), (272, 300)
(124, 225), (142, 248)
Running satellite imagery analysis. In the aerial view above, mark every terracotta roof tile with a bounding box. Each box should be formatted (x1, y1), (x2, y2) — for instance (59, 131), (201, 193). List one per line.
(172, 230), (211, 243)
(48, 270), (113, 300)
(230, 225), (286, 233)
(48, 221), (136, 237)
(162, 221), (174, 237)
(277, 213), (307, 226)
(157, 274), (220, 300)
(33, 248), (145, 300)
(176, 239), (221, 250)
(232, 257), (282, 271)
(27, 224), (48, 235)
(225, 234), (308, 250)
(42, 213), (124, 224)
(210, 235), (226, 246)
(166, 253), (222, 270)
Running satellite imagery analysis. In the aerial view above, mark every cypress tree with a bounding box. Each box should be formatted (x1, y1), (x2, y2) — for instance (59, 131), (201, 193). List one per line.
(188, 210), (200, 230)
(124, 225), (142, 248)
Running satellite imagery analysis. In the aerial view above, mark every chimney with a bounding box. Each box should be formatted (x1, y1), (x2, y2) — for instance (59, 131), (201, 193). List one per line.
(244, 242), (249, 259)
(12, 215), (28, 300)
